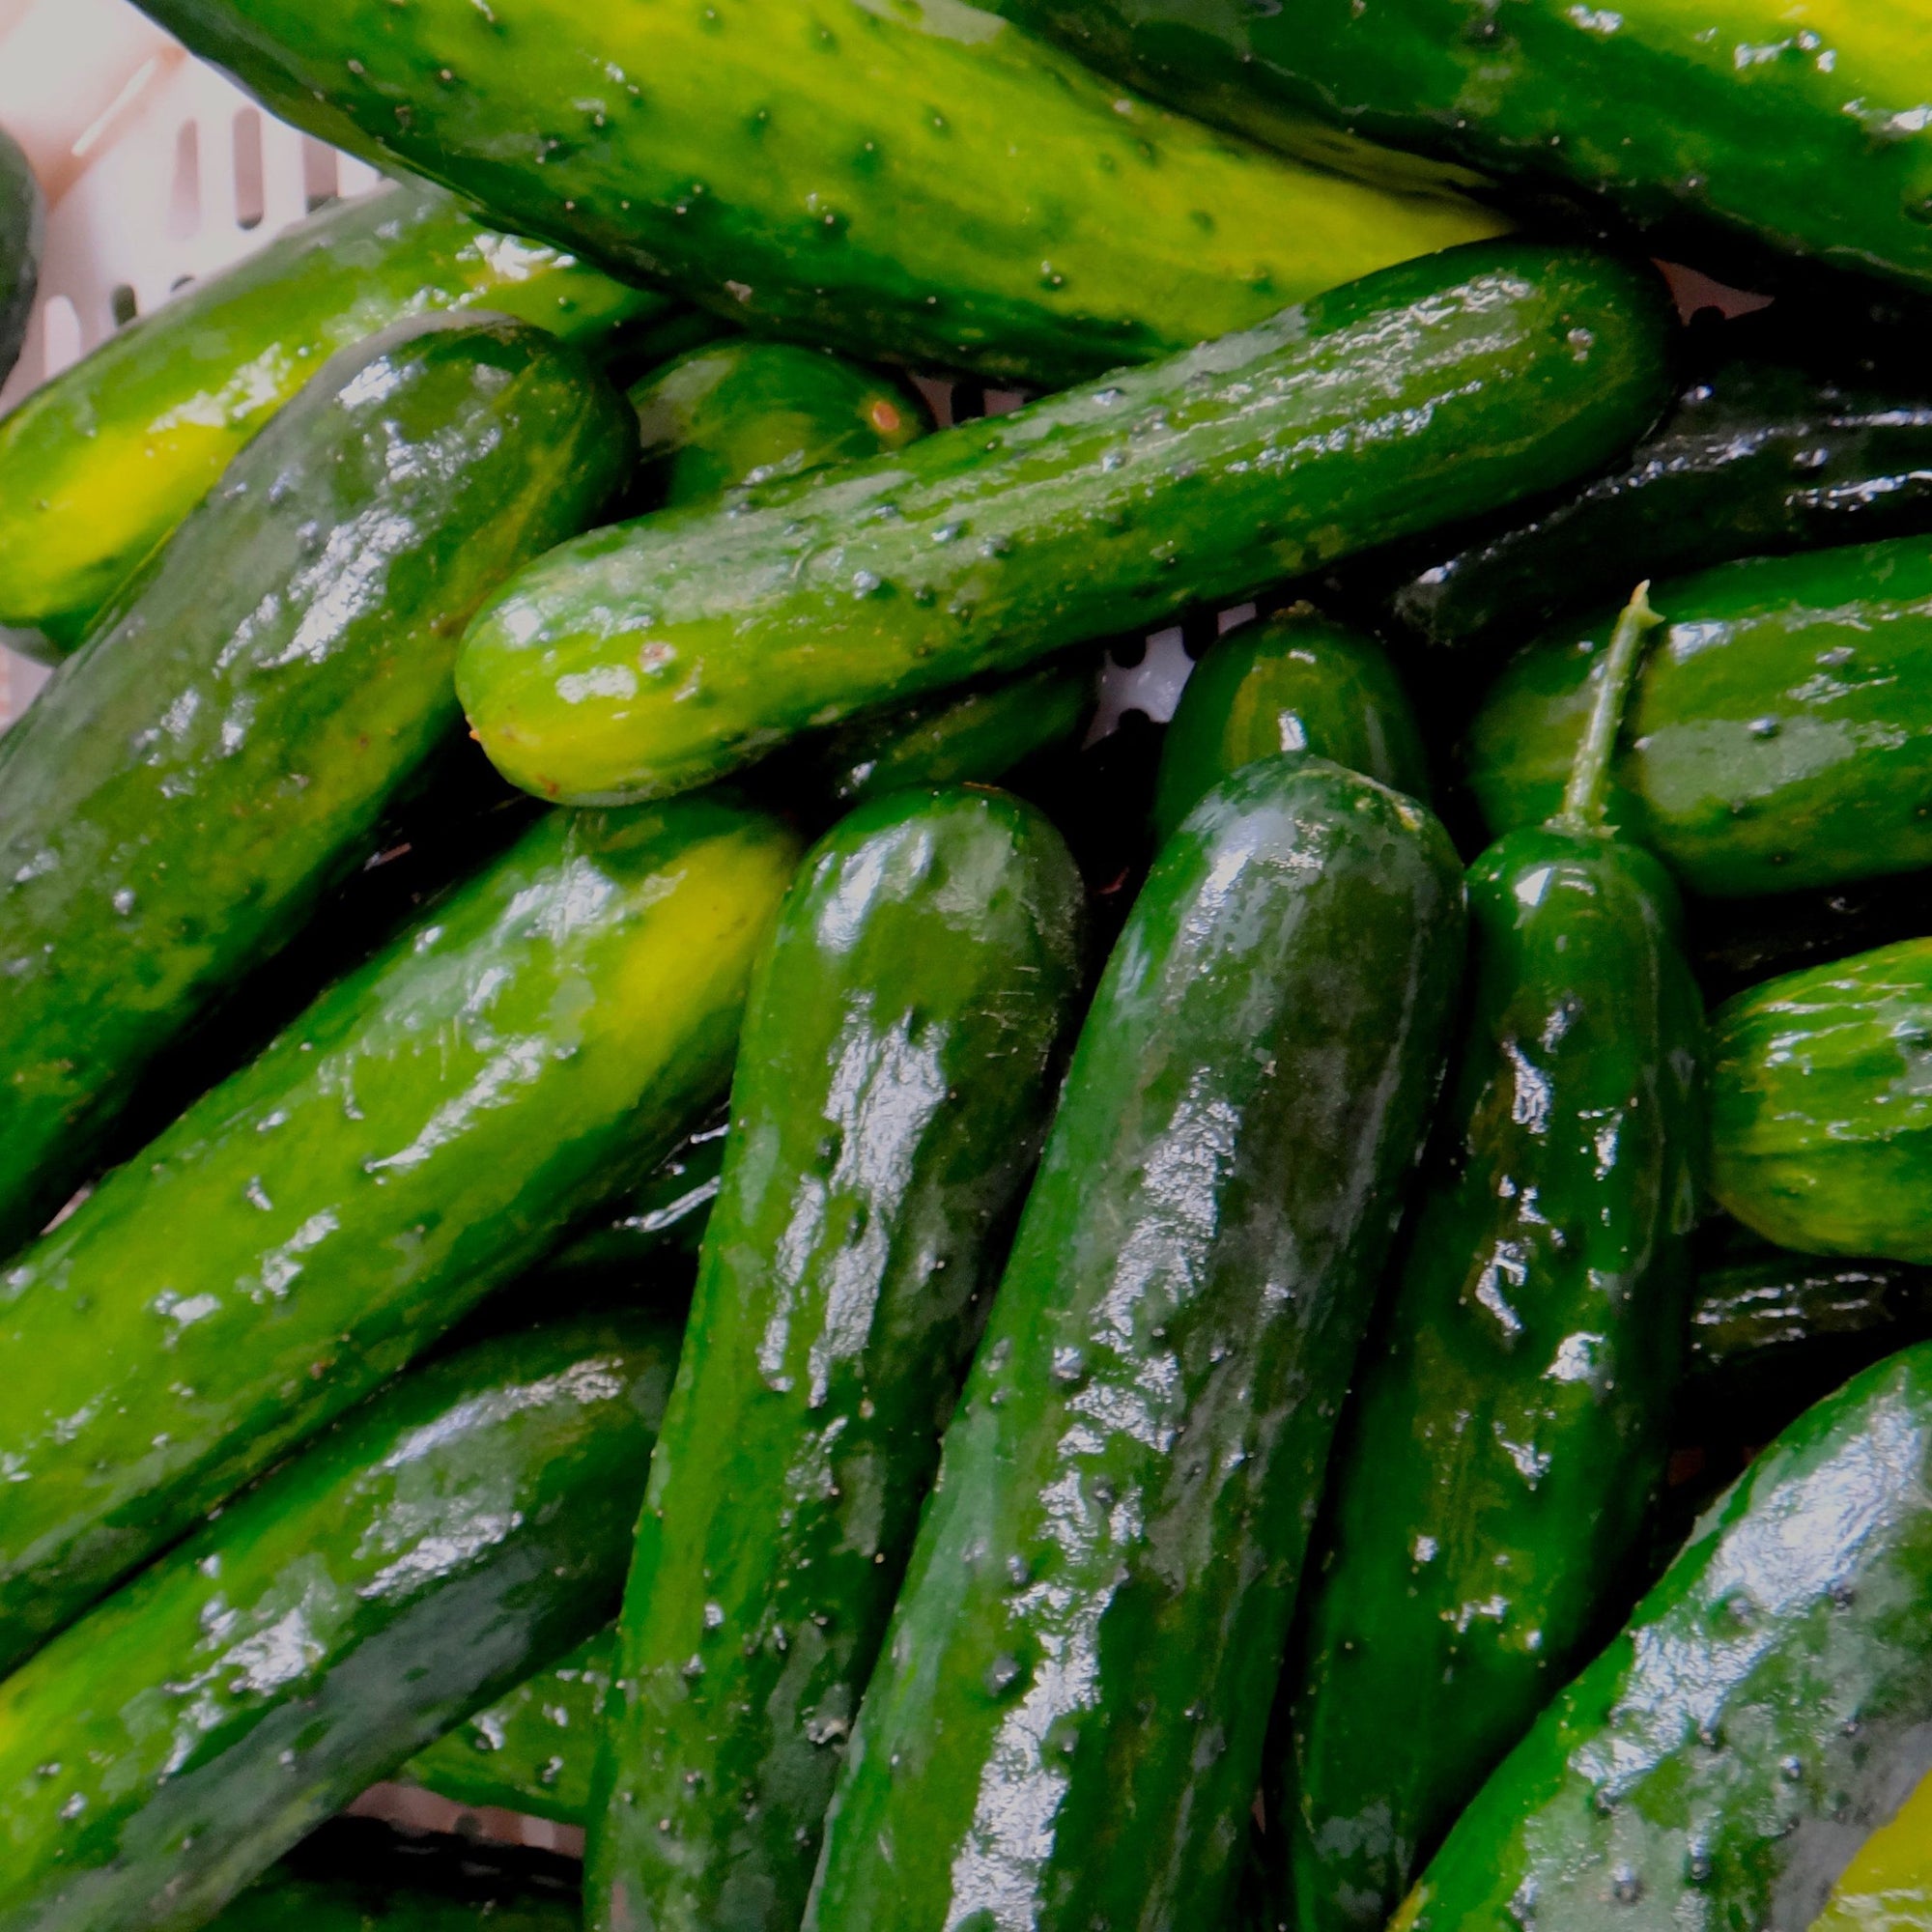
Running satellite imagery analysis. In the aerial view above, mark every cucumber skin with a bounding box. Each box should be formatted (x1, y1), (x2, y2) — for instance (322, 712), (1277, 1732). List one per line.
(1710, 937), (1932, 1264)
(0, 126), (40, 393)
(1465, 540), (1932, 900)
(589, 787), (1086, 1932)
(1152, 609), (1429, 844)
(0, 1315), (680, 1932)
(0, 795), (800, 1677)
(128, 0), (1503, 386)
(0, 315), (637, 1260)
(211, 1868), (576, 1932)
(1276, 827), (1702, 1932)
(1394, 1339), (1932, 1932)
(458, 242), (1675, 807)
(806, 757), (1466, 1932)
(0, 182), (665, 651)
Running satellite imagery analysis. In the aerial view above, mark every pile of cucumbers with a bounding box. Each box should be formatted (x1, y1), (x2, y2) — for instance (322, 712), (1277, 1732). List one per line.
(7, 2), (1932, 1929)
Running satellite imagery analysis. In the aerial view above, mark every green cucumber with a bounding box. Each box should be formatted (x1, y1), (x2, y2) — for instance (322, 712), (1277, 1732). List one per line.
(128, 0), (1506, 387)
(0, 794), (799, 1676)
(0, 181), (668, 653)
(0, 315), (636, 1258)
(540, 1114), (731, 1290)
(0, 127), (40, 393)
(632, 341), (926, 510)
(1466, 538), (1932, 900)
(1394, 1337), (1932, 1932)
(1710, 936), (1932, 1264)
(589, 785), (1086, 1932)
(1152, 607), (1429, 845)
(0, 1313), (679, 1932)
(1273, 591), (1704, 1932)
(806, 755), (1465, 1932)
(458, 242), (1674, 807)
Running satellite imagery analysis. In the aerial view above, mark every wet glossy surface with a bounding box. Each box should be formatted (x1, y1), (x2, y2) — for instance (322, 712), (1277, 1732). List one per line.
(806, 757), (1466, 1932)
(0, 796), (799, 1675)
(589, 787), (1086, 1932)
(1396, 1340), (1932, 1932)
(0, 1316), (680, 1932)
(0, 316), (636, 1257)
(0, 127), (39, 397)
(458, 243), (1673, 806)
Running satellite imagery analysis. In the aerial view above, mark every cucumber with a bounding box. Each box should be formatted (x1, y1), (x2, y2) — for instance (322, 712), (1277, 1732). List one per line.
(0, 181), (669, 654)
(1273, 591), (1703, 1932)
(588, 785), (1087, 1932)
(128, 0), (1506, 387)
(1152, 607), (1429, 845)
(0, 126), (40, 393)
(1710, 936), (1932, 1264)
(1814, 1760), (1932, 1932)
(1394, 1338), (1932, 1932)
(0, 315), (637, 1259)
(632, 340), (926, 510)
(0, 794), (799, 1676)
(806, 755), (1466, 1932)
(1466, 539), (1932, 900)
(458, 242), (1674, 807)
(0, 1313), (680, 1932)
(539, 1113), (731, 1291)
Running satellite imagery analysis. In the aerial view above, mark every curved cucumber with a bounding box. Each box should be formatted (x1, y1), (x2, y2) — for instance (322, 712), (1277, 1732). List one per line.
(459, 242), (1674, 806)
(0, 1314), (680, 1932)
(1395, 1339), (1932, 1932)
(1466, 539), (1932, 899)
(0, 315), (636, 1259)
(0, 794), (799, 1676)
(0, 126), (40, 393)
(589, 786), (1086, 1932)
(1152, 607), (1428, 845)
(0, 181), (667, 651)
(806, 756), (1466, 1932)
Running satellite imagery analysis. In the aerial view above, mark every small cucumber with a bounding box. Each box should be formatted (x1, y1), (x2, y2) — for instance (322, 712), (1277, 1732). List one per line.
(806, 755), (1465, 1932)
(0, 126), (40, 393)
(1466, 539), (1932, 899)
(0, 1314), (680, 1932)
(589, 786), (1087, 1932)
(0, 181), (668, 651)
(458, 242), (1674, 807)
(1152, 607), (1429, 845)
(1394, 1339), (1932, 1932)
(0, 315), (636, 1258)
(1275, 591), (1704, 1932)
(0, 794), (799, 1676)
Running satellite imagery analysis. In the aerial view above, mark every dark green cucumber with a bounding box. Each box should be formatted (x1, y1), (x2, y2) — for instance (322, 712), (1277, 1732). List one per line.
(0, 181), (668, 652)
(1274, 591), (1704, 1932)
(0, 315), (636, 1258)
(540, 1114), (731, 1290)
(1466, 539), (1932, 899)
(1152, 606), (1429, 845)
(0, 126), (40, 393)
(1393, 1337), (1932, 1932)
(458, 242), (1674, 806)
(1709, 936), (1932, 1264)
(0, 794), (799, 1675)
(129, 0), (1505, 386)
(589, 785), (1086, 1932)
(806, 755), (1466, 1932)
(632, 340), (926, 510)
(0, 1313), (679, 1932)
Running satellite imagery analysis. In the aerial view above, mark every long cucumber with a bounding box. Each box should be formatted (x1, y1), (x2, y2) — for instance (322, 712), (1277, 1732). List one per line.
(0, 794), (799, 1676)
(0, 127), (39, 393)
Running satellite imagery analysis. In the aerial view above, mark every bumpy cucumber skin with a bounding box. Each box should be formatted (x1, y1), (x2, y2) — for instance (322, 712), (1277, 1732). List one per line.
(1394, 1339), (1932, 1932)
(0, 796), (799, 1676)
(632, 340), (927, 509)
(459, 242), (1674, 807)
(0, 1316), (679, 1932)
(589, 787), (1087, 1932)
(0, 127), (40, 394)
(130, 0), (1505, 385)
(0, 182), (664, 650)
(1709, 937), (1932, 1264)
(1466, 540), (1932, 900)
(1276, 826), (1702, 1932)
(806, 757), (1466, 1932)
(0, 316), (637, 1258)
(1152, 608), (1429, 844)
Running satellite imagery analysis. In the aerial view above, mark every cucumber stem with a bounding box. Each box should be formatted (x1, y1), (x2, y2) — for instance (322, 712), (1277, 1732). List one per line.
(1557, 581), (1661, 832)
